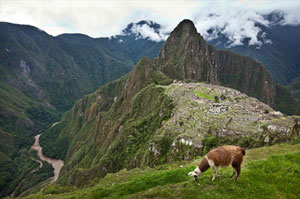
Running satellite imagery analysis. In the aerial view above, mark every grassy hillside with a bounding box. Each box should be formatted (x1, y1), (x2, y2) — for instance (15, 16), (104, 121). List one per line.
(23, 143), (300, 199)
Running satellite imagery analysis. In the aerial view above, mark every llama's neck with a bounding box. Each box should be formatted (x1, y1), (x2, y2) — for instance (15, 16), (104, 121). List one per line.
(198, 156), (210, 173)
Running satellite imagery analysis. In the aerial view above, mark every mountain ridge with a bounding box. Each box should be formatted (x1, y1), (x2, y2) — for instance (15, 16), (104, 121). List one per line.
(36, 19), (300, 190)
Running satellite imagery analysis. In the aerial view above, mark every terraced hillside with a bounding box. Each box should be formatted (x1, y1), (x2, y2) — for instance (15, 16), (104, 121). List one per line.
(150, 82), (297, 161)
(123, 81), (299, 166)
(23, 143), (300, 199)
(39, 79), (299, 189)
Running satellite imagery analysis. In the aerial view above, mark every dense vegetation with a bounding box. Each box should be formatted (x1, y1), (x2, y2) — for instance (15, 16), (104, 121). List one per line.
(0, 79), (59, 197)
(0, 21), (162, 197)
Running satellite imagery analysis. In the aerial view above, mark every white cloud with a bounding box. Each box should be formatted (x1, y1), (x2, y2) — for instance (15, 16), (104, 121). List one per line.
(0, 0), (299, 47)
(191, 2), (275, 46)
(0, 0), (200, 37)
(129, 22), (168, 42)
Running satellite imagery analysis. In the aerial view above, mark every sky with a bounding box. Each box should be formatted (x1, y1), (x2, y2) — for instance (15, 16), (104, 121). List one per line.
(1, 0), (300, 46)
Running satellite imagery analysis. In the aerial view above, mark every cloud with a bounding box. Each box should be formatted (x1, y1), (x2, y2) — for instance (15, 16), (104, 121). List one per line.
(0, 0), (200, 37)
(191, 0), (300, 47)
(128, 22), (168, 42)
(0, 0), (299, 47)
(193, 5), (271, 47)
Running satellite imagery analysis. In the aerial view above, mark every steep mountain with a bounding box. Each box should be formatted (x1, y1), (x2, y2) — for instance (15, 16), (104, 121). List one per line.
(0, 21), (162, 197)
(123, 15), (300, 100)
(158, 20), (277, 106)
(37, 19), (299, 191)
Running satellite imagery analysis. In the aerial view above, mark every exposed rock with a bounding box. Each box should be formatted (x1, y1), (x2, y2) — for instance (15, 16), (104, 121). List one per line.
(149, 143), (160, 157)
(264, 136), (270, 143)
(158, 19), (276, 107)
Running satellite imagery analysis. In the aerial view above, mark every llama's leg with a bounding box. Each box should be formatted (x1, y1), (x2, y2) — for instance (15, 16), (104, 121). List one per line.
(231, 155), (242, 181)
(235, 166), (241, 182)
(216, 167), (220, 177)
(231, 168), (236, 178)
(212, 167), (217, 181)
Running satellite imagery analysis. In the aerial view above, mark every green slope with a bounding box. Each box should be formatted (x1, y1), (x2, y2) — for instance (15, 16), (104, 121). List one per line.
(0, 21), (164, 197)
(23, 143), (300, 199)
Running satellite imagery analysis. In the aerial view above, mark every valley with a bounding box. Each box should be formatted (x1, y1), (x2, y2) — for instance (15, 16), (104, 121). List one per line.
(0, 20), (162, 197)
(0, 8), (300, 199)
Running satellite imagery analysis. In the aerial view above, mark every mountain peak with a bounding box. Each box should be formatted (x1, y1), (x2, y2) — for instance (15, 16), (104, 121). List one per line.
(158, 19), (205, 59)
(173, 19), (198, 34)
(157, 19), (216, 83)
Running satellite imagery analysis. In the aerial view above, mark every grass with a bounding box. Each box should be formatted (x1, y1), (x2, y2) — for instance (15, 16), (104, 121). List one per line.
(193, 90), (214, 101)
(23, 143), (300, 199)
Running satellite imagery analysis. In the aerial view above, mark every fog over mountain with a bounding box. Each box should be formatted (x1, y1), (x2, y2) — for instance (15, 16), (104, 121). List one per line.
(120, 11), (300, 88)
(121, 10), (297, 46)
(2, 0), (300, 38)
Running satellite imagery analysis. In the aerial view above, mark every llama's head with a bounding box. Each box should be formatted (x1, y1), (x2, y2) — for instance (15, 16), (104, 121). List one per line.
(188, 167), (201, 181)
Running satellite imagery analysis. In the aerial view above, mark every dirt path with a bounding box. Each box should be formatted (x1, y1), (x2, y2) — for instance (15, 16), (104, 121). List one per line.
(31, 134), (64, 183)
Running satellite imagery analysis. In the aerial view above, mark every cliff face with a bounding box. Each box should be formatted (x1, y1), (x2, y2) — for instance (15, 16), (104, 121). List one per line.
(158, 20), (217, 84)
(216, 50), (276, 105)
(158, 19), (276, 106)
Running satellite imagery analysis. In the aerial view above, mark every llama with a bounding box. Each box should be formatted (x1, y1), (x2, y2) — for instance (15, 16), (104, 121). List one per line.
(188, 145), (245, 182)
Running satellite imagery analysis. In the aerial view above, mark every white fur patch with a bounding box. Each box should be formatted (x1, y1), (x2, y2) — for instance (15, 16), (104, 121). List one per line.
(188, 166), (201, 177)
(188, 171), (196, 176)
(205, 155), (215, 167)
(194, 166), (200, 174)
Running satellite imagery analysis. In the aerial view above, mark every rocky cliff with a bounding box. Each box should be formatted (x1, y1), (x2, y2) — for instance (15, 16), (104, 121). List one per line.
(158, 19), (277, 107)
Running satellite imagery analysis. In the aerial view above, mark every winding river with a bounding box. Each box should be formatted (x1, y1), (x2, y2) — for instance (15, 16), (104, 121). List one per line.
(31, 134), (64, 183)
(10, 124), (64, 197)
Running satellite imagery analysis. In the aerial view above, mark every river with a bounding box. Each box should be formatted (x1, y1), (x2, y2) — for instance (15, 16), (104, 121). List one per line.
(31, 134), (64, 183)
(10, 126), (64, 197)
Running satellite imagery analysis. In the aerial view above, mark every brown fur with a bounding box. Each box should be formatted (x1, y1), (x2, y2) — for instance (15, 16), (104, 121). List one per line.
(189, 145), (245, 182)
(206, 145), (244, 167)
(198, 156), (210, 173)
